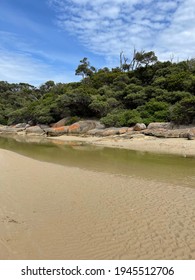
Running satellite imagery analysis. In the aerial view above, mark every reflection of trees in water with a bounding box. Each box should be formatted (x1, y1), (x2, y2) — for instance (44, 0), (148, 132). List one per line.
(0, 136), (195, 188)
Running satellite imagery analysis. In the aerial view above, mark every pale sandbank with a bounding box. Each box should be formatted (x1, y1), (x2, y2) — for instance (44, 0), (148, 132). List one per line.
(0, 149), (195, 260)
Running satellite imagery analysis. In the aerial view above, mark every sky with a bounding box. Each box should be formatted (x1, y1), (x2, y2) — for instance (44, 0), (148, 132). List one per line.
(0, 0), (195, 86)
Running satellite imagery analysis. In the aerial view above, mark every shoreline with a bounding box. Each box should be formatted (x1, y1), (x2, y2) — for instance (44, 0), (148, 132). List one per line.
(1, 132), (195, 157)
(1, 120), (195, 157)
(48, 134), (195, 157)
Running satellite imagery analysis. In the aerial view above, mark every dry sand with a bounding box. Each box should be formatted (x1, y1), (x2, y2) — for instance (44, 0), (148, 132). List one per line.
(0, 148), (195, 260)
(48, 135), (195, 157)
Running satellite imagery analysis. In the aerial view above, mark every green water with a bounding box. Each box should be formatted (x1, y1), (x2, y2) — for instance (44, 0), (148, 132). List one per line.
(0, 136), (195, 188)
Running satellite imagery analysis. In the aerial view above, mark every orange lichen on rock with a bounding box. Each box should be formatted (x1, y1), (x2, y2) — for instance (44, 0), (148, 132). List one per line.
(68, 123), (80, 132)
(53, 126), (69, 132)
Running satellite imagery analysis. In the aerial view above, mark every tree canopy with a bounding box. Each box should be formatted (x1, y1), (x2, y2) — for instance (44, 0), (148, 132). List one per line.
(0, 52), (195, 127)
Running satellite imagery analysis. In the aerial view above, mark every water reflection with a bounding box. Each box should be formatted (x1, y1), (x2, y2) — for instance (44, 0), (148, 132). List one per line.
(0, 135), (195, 188)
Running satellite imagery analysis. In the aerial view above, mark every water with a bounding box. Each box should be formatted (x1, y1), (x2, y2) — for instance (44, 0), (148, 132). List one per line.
(0, 135), (195, 188)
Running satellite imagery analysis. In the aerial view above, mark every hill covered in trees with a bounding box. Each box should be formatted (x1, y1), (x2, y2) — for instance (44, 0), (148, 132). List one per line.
(1, 51), (195, 127)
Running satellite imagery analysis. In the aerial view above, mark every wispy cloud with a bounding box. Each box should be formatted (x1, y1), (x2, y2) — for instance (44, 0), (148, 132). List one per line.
(0, 31), (79, 85)
(49, 0), (194, 63)
(155, 0), (195, 61)
(0, 49), (67, 86)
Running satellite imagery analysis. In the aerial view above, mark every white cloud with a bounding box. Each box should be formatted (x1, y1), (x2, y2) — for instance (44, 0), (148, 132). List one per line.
(155, 0), (195, 61)
(49, 0), (195, 63)
(0, 31), (80, 85)
(0, 48), (65, 86)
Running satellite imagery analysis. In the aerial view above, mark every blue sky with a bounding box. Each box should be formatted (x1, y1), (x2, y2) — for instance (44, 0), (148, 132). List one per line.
(0, 0), (194, 86)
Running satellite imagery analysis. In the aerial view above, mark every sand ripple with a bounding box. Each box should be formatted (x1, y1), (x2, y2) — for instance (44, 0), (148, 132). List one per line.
(0, 149), (195, 259)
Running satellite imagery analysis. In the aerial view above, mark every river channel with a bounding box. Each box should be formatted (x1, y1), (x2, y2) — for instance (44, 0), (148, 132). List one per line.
(0, 135), (195, 189)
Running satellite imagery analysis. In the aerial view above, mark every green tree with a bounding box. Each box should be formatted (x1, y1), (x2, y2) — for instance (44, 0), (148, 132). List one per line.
(171, 97), (195, 124)
(101, 109), (142, 127)
(75, 58), (96, 79)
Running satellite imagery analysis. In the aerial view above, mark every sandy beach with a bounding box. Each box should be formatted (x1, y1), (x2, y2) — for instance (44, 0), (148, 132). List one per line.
(48, 135), (195, 157)
(0, 148), (195, 260)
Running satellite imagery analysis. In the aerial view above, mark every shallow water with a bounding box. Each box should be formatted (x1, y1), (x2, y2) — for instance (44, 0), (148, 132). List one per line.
(0, 136), (195, 188)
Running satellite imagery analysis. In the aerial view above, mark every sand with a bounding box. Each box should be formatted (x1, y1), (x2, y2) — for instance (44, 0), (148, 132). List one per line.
(48, 135), (195, 157)
(0, 148), (195, 260)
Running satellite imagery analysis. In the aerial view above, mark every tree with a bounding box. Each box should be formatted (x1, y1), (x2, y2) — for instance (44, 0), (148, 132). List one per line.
(75, 58), (96, 79)
(134, 51), (158, 68)
(39, 81), (55, 93)
(120, 51), (130, 72)
(119, 49), (158, 71)
(171, 97), (195, 124)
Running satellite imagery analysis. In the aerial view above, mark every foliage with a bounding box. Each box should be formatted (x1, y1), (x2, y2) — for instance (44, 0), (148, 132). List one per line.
(138, 99), (170, 125)
(101, 109), (142, 127)
(1, 53), (195, 127)
(75, 58), (96, 79)
(170, 97), (195, 124)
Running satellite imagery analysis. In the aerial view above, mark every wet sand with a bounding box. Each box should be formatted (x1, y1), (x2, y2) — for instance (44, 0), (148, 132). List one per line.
(0, 149), (195, 260)
(48, 135), (195, 157)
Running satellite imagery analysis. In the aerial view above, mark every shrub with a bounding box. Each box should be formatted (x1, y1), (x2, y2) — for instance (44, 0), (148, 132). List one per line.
(170, 96), (195, 124)
(101, 109), (142, 127)
(138, 99), (170, 125)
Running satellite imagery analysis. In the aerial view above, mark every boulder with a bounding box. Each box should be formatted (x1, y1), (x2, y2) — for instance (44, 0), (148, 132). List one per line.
(133, 123), (146, 131)
(147, 122), (173, 130)
(101, 128), (120, 136)
(14, 123), (28, 129)
(185, 128), (195, 140)
(95, 122), (105, 129)
(86, 128), (105, 136)
(118, 127), (129, 134)
(39, 124), (50, 129)
(143, 128), (195, 139)
(87, 127), (128, 137)
(101, 127), (129, 136)
(45, 126), (69, 136)
(52, 117), (70, 128)
(143, 129), (179, 138)
(26, 125), (45, 136)
(68, 120), (101, 134)
(187, 133), (195, 140)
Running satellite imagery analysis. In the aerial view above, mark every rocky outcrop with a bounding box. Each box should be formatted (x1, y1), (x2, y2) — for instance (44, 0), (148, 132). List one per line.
(52, 117), (70, 128)
(45, 126), (69, 136)
(101, 127), (129, 136)
(86, 128), (105, 136)
(147, 122), (173, 130)
(0, 126), (18, 134)
(187, 133), (195, 140)
(87, 127), (130, 136)
(25, 125), (46, 136)
(68, 120), (104, 134)
(185, 128), (195, 140)
(0, 121), (195, 140)
(143, 128), (195, 139)
(14, 123), (29, 129)
(0, 125), (28, 134)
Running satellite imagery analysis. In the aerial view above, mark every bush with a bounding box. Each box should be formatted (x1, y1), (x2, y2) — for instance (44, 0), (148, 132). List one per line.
(138, 99), (170, 125)
(124, 91), (147, 108)
(156, 91), (191, 104)
(100, 109), (142, 127)
(170, 97), (195, 124)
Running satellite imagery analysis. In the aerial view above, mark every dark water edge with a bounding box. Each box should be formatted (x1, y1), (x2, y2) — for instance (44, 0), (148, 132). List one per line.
(0, 135), (195, 188)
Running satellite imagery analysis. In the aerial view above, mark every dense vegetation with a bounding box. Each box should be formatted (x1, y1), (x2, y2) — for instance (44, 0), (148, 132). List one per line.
(1, 51), (195, 127)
